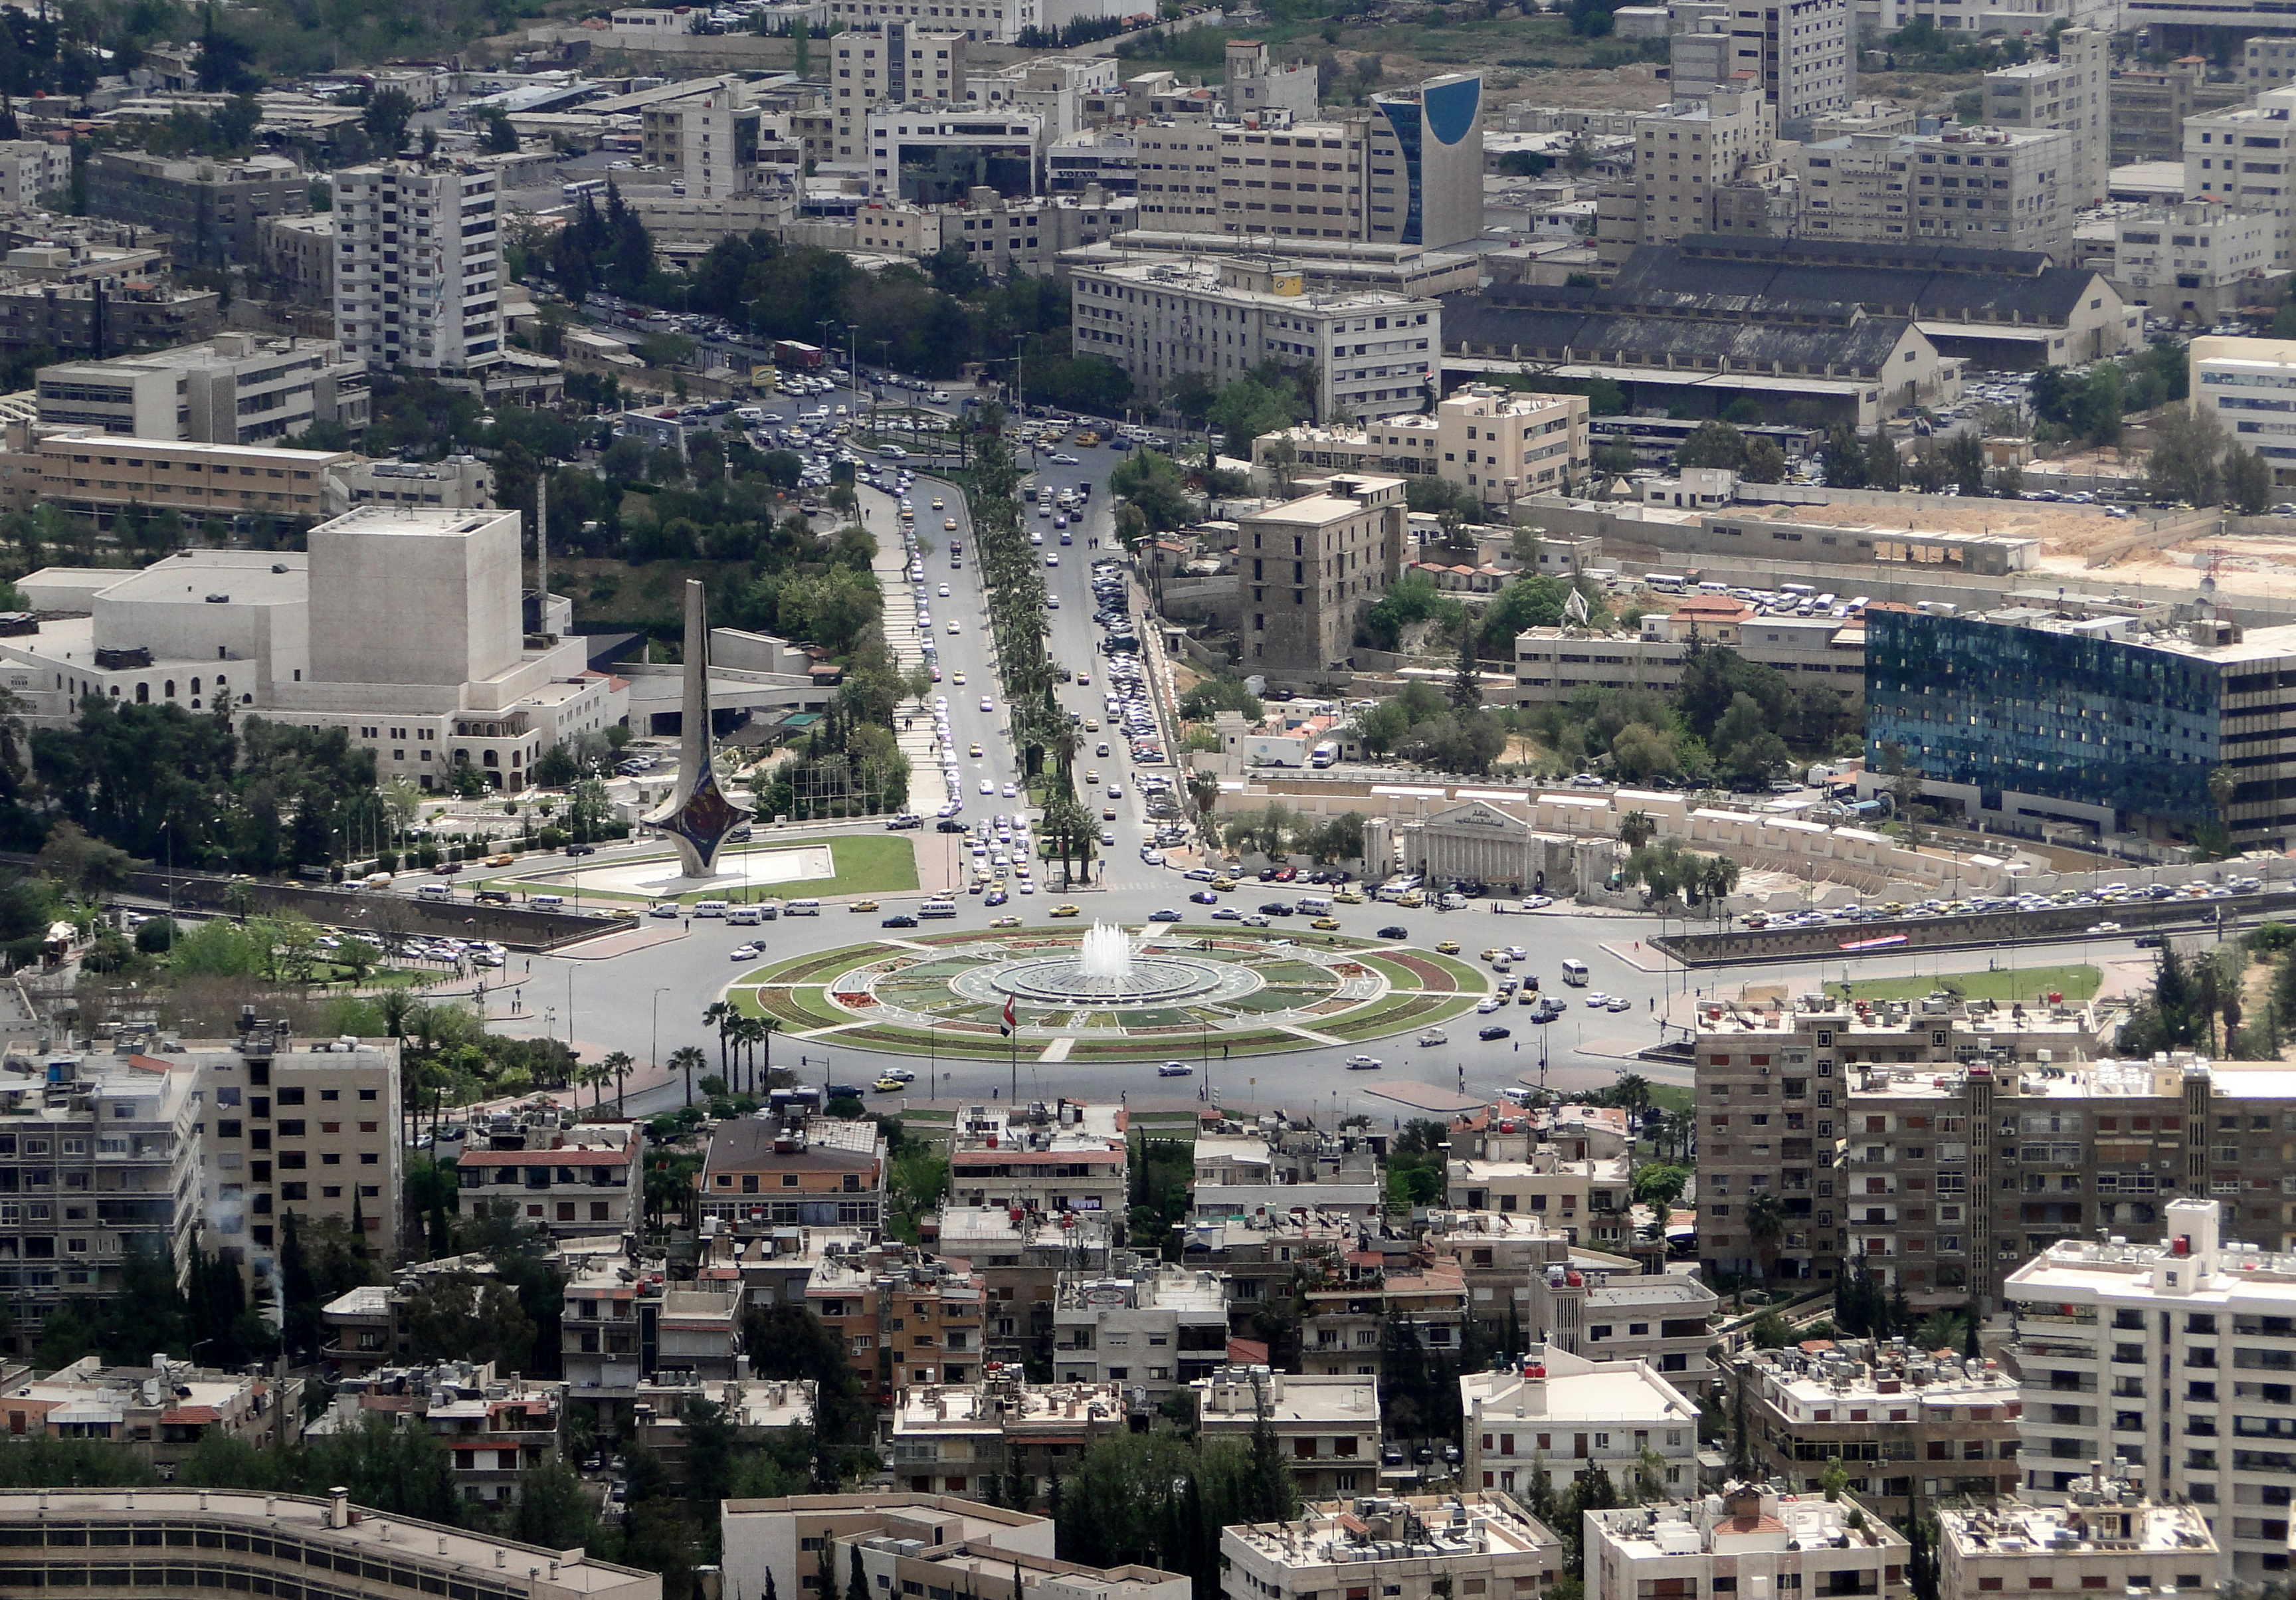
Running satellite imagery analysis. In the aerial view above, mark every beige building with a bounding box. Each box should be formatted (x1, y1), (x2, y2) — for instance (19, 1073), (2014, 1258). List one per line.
(0, 140), (70, 207)
(0, 1354), (300, 1469)
(1512, 596), (1865, 710)
(1222, 1493), (1562, 1600)
(889, 1375), (1130, 1498)
(1135, 116), (1223, 231)
(1445, 1144), (1634, 1249)
(2186, 86), (2296, 276)
(723, 1496), (1058, 1600)
(1982, 28), (2109, 207)
(332, 159), (503, 378)
(1938, 1490), (2216, 1600)
(1585, 1486), (1909, 1600)
(851, 188), (1136, 275)
(1052, 1256), (1230, 1403)
(1460, 1344), (1701, 1496)
(262, 212), (335, 308)
(2110, 201), (2280, 325)
(947, 1099), (1126, 1219)
(1191, 1366), (1381, 1498)
(0, 425), (351, 526)
(0, 1488), (658, 1600)
(1630, 91), (1778, 258)
(1256, 385), (1589, 505)
(828, 24), (968, 167)
(452, 1113), (640, 1240)
(35, 335), (367, 447)
(1236, 472), (1408, 673)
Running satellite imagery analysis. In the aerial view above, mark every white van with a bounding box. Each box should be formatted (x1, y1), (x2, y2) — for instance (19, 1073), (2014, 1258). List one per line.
(785, 898), (822, 916)
(919, 899), (959, 918)
(695, 900), (729, 918)
(531, 893), (565, 908)
(729, 906), (761, 926)
(418, 883), (451, 900)
(1297, 894), (1333, 916)
(1560, 958), (1590, 986)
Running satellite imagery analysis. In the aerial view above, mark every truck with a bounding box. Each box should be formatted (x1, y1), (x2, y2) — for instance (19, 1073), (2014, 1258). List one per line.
(774, 340), (827, 371)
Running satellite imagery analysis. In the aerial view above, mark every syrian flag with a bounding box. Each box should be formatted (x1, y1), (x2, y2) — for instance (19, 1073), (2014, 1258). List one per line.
(1000, 995), (1016, 1037)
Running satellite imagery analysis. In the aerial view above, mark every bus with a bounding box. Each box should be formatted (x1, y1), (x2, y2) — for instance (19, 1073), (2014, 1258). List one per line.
(1646, 573), (1687, 593)
(775, 340), (827, 371)
(562, 178), (607, 201)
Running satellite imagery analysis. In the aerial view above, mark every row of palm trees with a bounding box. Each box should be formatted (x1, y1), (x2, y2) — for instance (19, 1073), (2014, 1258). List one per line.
(702, 999), (781, 1096)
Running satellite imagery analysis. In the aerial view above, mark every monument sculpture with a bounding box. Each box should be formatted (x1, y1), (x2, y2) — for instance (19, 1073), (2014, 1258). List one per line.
(644, 579), (754, 879)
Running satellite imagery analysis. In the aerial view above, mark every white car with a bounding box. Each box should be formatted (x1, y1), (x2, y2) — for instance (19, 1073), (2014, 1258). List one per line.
(947, 619), (961, 634)
(980, 696), (994, 712)
(729, 944), (760, 961)
(1003, 783), (1018, 798)
(1048, 452), (1081, 464)
(1344, 1054), (1382, 1071)
(1585, 992), (1610, 1007)
(939, 583), (951, 597)
(979, 778), (993, 794)
(1418, 1028), (1448, 1047)
(1476, 996), (1505, 1014)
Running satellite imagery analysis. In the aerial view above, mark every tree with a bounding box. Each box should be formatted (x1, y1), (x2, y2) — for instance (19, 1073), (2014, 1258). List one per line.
(1741, 437), (1787, 484)
(1822, 424), (1869, 490)
(2149, 403), (2228, 506)
(1945, 431), (1986, 498)
(1632, 1162), (1690, 1213)
(1676, 421), (1748, 472)
(1745, 1191), (1787, 1282)
(2227, 442), (2274, 515)
(1109, 450), (1196, 536)
(1450, 631), (1483, 710)
(1618, 809), (1657, 850)
(362, 88), (416, 156)
(669, 1045), (706, 1108)
(1865, 429), (1901, 491)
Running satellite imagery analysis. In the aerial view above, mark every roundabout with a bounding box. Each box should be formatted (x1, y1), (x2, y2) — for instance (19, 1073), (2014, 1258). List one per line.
(727, 920), (1489, 1064)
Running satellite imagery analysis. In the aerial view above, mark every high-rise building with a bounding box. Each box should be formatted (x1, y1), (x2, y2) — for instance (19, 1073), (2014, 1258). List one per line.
(2111, 59), (2202, 167)
(2004, 1198), (2296, 1585)
(331, 161), (501, 379)
(830, 23), (968, 167)
(638, 76), (773, 200)
(1625, 90), (1778, 259)
(2186, 86), (2296, 274)
(1982, 27), (2109, 208)
(1668, 0), (1854, 139)
(1224, 40), (1319, 121)
(1367, 73), (1485, 247)
(2194, 332), (2296, 489)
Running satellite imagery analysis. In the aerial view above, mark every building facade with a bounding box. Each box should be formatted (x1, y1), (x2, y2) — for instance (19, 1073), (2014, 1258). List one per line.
(84, 151), (310, 268)
(1982, 28), (2109, 209)
(1459, 1344), (1701, 1496)
(332, 160), (503, 379)
(1585, 1486), (1909, 1600)
(1234, 473), (1408, 672)
(35, 336), (367, 447)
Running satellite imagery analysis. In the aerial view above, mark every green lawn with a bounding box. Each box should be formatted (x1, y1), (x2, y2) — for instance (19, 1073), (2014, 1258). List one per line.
(1823, 963), (2101, 1007)
(777, 835), (921, 899)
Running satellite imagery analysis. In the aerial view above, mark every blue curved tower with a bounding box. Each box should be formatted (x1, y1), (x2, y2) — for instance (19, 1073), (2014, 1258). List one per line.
(1370, 72), (1483, 248)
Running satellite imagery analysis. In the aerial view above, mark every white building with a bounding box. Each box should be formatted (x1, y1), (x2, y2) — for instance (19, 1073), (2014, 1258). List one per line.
(0, 507), (624, 783)
(1051, 1259), (1229, 1405)
(1628, 91), (1779, 253)
(1584, 1486), (1911, 1600)
(829, 25), (968, 167)
(0, 140), (72, 207)
(2111, 201), (2279, 325)
(35, 336), (367, 447)
(1814, 124), (2073, 257)
(2002, 1197), (2291, 1583)
(1668, 0), (1854, 138)
(2192, 334), (2296, 488)
(1254, 383), (1588, 504)
(1191, 1367), (1383, 1498)
(868, 106), (1042, 202)
(1459, 1343), (1701, 1496)
(332, 159), (503, 378)
(1937, 1492), (2219, 1600)
(1982, 28), (2109, 208)
(1071, 256), (1439, 423)
(2186, 87), (2296, 274)
(1222, 1493), (1562, 1600)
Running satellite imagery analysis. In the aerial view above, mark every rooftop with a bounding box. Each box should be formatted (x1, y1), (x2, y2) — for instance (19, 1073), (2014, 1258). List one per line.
(1225, 1493), (1559, 1570)
(1588, 1484), (1910, 1558)
(892, 1377), (1130, 1433)
(1193, 1367), (1379, 1426)
(1460, 1346), (1698, 1427)
(1938, 1497), (2217, 1561)
(1737, 1342), (2021, 1421)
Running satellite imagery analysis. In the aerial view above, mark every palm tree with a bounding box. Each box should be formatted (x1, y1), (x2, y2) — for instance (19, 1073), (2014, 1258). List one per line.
(668, 1045), (706, 1108)
(602, 1050), (634, 1113)
(1745, 1191), (1788, 1285)
(1612, 1072), (1652, 1132)
(1618, 811), (1657, 851)
(727, 1015), (763, 1095)
(755, 1015), (781, 1088)
(575, 1059), (612, 1110)
(702, 1000), (734, 1083)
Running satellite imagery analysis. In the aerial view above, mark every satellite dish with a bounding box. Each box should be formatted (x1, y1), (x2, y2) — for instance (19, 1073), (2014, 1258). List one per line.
(1564, 588), (1590, 626)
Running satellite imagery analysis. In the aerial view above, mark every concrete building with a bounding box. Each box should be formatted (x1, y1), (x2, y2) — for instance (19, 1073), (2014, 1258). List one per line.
(947, 1099), (1126, 1218)
(1133, 115), (1223, 231)
(0, 1489), (658, 1600)
(1584, 1485), (1911, 1600)
(332, 159), (503, 379)
(1732, 1340), (2022, 1522)
(262, 213), (336, 308)
(1046, 128), (1136, 194)
(0, 140), (69, 208)
(926, 1207), (1115, 1369)
(0, 279), (221, 359)
(0, 426), (352, 528)
(343, 454), (494, 509)
(1189, 1124), (1383, 1225)
(84, 151), (309, 268)
(698, 1100), (888, 1235)
(1459, 1344), (1701, 1496)
(868, 106), (1038, 202)
(830, 24), (969, 166)
(0, 1353), (299, 1470)
(1224, 41), (1319, 122)
(889, 1375), (1131, 1498)
(35, 336), (367, 447)
(1221, 1493), (1563, 1600)
(1301, 1253), (1470, 1375)
(849, 186), (1135, 273)
(2186, 86), (2296, 276)
(2248, 36), (2296, 90)
(1982, 28), (2109, 208)
(722, 1496), (1058, 1600)
(1255, 385), (1589, 505)
(452, 1110), (640, 1241)
(1232, 472), (1407, 673)
(1538, 1266), (1719, 1386)
(1513, 596), (1864, 710)
(2109, 201), (2279, 326)
(1445, 1128), (1634, 1248)
(1937, 1491), (2219, 1600)
(1052, 1255), (1229, 1403)
(1365, 74), (1485, 249)
(2110, 61), (2201, 169)
(1800, 124), (2073, 258)
(1192, 1366), (1381, 1498)
(1667, 0), (1854, 140)
(640, 75), (782, 200)
(1072, 256), (1438, 424)
(2194, 334), (2296, 490)
(1621, 92), (1779, 264)
(1866, 597), (2296, 847)
(306, 1359), (559, 1508)
(2002, 1197), (2296, 1583)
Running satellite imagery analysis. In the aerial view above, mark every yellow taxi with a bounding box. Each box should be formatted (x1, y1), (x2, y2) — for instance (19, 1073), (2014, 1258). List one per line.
(486, 852), (514, 867)
(1210, 876), (1238, 892)
(1435, 939), (1462, 955)
(850, 899), (881, 913)
(991, 915), (1022, 928)
(1050, 903), (1081, 918)
(943, 518), (958, 532)
(931, 497), (945, 510)
(1334, 888), (1365, 904)
(1481, 948), (1503, 963)
(969, 742), (983, 757)
(1396, 889), (1426, 908)
(1311, 917), (1341, 931)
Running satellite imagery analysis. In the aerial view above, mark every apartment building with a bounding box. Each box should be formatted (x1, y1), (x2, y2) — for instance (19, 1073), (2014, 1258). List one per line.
(1667, 0), (1853, 138)
(699, 1106), (887, 1234)
(262, 213), (335, 308)
(1444, 1120), (1633, 1247)
(1230, 472), (1408, 674)
(1867, 599), (2296, 846)
(84, 151), (309, 268)
(829, 24), (967, 165)
(1513, 596), (1864, 709)
(1420, 1208), (1575, 1335)
(35, 335), (367, 447)
(1192, 1367), (1382, 1498)
(1052, 1256), (1229, 1404)
(848, 187), (1135, 272)
(1733, 1340), (2023, 1523)
(1584, 1486), (1910, 1600)
(805, 1243), (984, 1402)
(1255, 385), (1589, 505)
(332, 159), (503, 379)
(1189, 1123), (1384, 1223)
(1134, 116), (1222, 229)
(1222, 1493), (1563, 1600)
(1820, 125), (2073, 257)
(1460, 1344), (1701, 1496)
(0, 1354), (300, 1470)
(0, 1490), (658, 1600)
(0, 425), (351, 527)
(2002, 1197), (2296, 1584)
(306, 1359), (559, 1508)
(2186, 86), (2296, 274)
(1301, 1254), (1469, 1377)
(1938, 1493), (2219, 1600)
(890, 1376), (1131, 1498)
(1534, 1265), (1719, 1387)
(2110, 60), (2201, 168)
(451, 1112), (641, 1241)
(1982, 28), (2109, 207)
(927, 1207), (1115, 1369)
(560, 1252), (654, 1398)
(2111, 201), (2279, 325)
(0, 140), (70, 207)
(722, 1495), (1058, 1600)
(946, 1100), (1126, 1219)
(1626, 90), (1780, 264)
(2194, 334), (2296, 492)
(0, 279), (221, 359)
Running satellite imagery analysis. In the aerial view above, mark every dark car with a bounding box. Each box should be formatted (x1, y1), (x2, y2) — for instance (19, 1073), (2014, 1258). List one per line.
(1259, 867), (1281, 882)
(2134, 933), (2166, 948)
(1479, 1025), (1512, 1041)
(1259, 902), (1293, 916)
(565, 843), (597, 856)
(826, 1083), (868, 1100)
(1378, 925), (1409, 940)
(1191, 890), (1220, 904)
(937, 818), (969, 833)
(434, 862), (461, 875)
(882, 914), (919, 928)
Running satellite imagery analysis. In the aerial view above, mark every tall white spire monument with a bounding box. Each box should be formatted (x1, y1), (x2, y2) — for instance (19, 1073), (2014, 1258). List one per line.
(643, 579), (753, 880)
